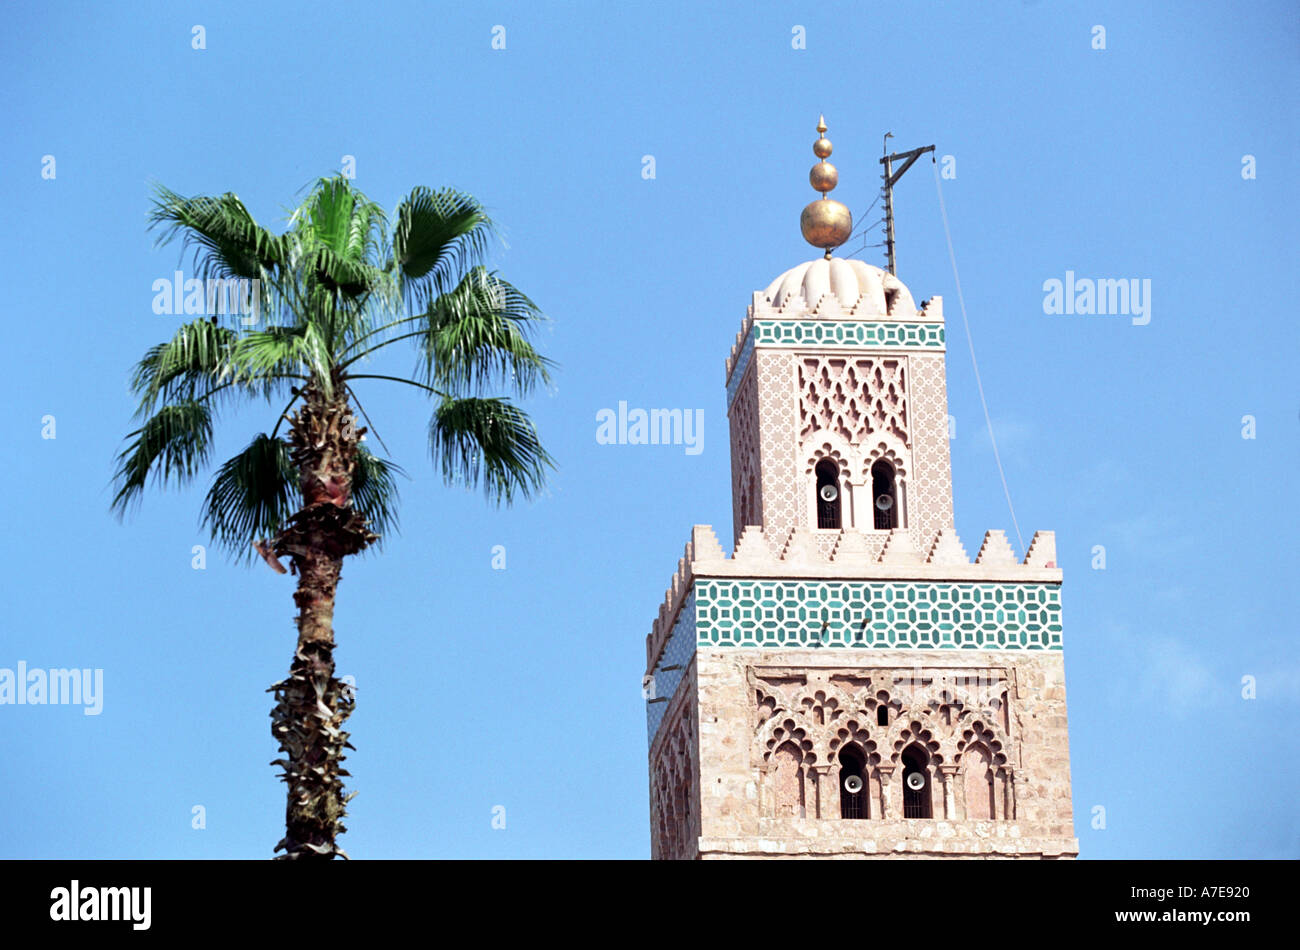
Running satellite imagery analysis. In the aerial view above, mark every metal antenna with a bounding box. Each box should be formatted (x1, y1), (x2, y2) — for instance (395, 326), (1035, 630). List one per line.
(880, 134), (935, 275)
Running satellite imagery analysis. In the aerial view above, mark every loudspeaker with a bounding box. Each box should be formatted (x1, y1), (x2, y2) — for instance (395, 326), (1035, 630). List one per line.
(843, 774), (864, 794)
(875, 493), (894, 511)
(905, 771), (925, 791)
(819, 483), (839, 503)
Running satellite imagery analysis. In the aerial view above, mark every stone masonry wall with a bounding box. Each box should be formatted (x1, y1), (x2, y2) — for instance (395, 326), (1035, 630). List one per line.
(693, 647), (1076, 859)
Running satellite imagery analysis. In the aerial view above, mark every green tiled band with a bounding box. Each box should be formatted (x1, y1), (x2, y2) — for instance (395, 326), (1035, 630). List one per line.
(753, 320), (945, 349)
(694, 579), (1062, 650)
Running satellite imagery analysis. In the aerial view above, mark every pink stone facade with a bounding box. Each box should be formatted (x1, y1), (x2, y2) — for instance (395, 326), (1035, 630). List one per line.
(731, 349), (955, 558)
(651, 258), (1077, 860)
(693, 648), (1075, 858)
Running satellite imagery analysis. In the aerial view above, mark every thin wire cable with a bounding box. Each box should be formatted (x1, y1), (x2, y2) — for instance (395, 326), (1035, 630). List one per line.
(839, 234), (885, 260)
(845, 193), (883, 243)
(931, 158), (1025, 555)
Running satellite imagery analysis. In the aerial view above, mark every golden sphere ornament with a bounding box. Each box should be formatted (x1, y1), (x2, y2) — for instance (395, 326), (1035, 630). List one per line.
(800, 197), (852, 249)
(809, 161), (838, 193)
(800, 116), (851, 252)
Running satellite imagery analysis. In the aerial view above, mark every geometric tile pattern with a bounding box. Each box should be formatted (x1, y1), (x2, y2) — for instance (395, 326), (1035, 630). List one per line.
(694, 579), (1062, 651)
(754, 320), (945, 349)
(646, 590), (697, 743)
(725, 333), (754, 408)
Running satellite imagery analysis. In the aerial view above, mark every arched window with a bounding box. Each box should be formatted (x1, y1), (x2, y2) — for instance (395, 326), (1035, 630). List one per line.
(838, 745), (868, 820)
(901, 745), (932, 819)
(815, 459), (841, 529)
(963, 743), (995, 820)
(877, 705), (889, 727)
(870, 459), (898, 530)
(770, 742), (806, 818)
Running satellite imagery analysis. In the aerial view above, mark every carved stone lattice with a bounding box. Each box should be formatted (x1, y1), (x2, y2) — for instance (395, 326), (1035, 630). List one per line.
(799, 356), (908, 446)
(729, 366), (762, 543)
(751, 669), (1016, 821)
(827, 720), (879, 768)
(756, 352), (800, 554)
(650, 696), (699, 859)
(890, 720), (943, 766)
(906, 354), (953, 552)
(762, 718), (817, 818)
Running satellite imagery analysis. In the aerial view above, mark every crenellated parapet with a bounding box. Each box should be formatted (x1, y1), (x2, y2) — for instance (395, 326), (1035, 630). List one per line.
(724, 309), (946, 398)
(646, 526), (724, 676)
(725, 312), (755, 380)
(1022, 530), (1058, 568)
(723, 284), (945, 411)
(646, 525), (1063, 676)
(696, 525), (1061, 580)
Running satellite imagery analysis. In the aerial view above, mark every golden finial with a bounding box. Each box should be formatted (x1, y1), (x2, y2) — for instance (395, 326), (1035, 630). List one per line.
(800, 115), (852, 258)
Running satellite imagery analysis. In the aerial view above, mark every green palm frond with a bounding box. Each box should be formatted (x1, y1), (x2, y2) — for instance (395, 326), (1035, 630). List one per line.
(130, 319), (239, 413)
(200, 436), (403, 559)
(233, 324), (332, 396)
(417, 266), (554, 397)
(429, 396), (552, 505)
(290, 177), (389, 300)
(120, 176), (554, 565)
(112, 401), (214, 513)
(391, 187), (496, 308)
(149, 185), (284, 283)
(352, 445), (404, 546)
(307, 246), (375, 297)
(201, 434), (298, 558)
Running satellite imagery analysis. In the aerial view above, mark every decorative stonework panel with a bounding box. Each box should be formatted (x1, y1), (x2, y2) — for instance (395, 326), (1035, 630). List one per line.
(751, 667), (1015, 821)
(649, 690), (699, 860)
(765, 736), (810, 818)
(695, 580), (1062, 650)
(907, 354), (954, 550)
(798, 356), (908, 446)
(756, 351), (800, 554)
(729, 369), (762, 545)
(814, 532), (839, 558)
(755, 320), (945, 349)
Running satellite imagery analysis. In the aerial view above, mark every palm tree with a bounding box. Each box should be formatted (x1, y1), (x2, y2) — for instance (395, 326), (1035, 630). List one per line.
(113, 176), (554, 859)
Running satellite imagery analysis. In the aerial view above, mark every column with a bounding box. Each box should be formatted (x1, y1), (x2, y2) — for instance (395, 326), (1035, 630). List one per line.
(815, 765), (838, 819)
(939, 764), (960, 819)
(876, 765), (896, 819)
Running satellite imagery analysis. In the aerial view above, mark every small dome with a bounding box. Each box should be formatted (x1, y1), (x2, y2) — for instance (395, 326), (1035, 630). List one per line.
(762, 257), (918, 316)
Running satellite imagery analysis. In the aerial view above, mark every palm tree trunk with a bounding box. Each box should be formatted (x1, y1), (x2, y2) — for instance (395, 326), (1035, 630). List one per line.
(269, 375), (376, 859)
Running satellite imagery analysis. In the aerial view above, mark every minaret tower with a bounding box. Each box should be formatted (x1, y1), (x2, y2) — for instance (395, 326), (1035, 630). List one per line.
(643, 119), (1077, 859)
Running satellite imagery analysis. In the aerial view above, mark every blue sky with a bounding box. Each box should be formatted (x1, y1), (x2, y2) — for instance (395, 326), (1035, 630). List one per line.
(1, 1), (1296, 859)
